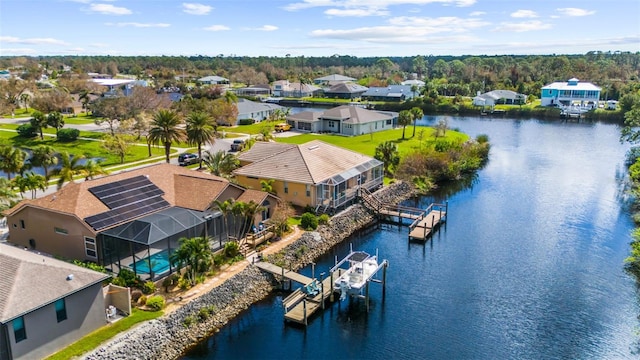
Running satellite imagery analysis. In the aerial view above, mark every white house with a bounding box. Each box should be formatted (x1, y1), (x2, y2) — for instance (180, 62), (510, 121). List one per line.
(473, 90), (526, 107)
(236, 98), (284, 123)
(286, 105), (397, 135)
(198, 76), (230, 86)
(541, 78), (601, 108)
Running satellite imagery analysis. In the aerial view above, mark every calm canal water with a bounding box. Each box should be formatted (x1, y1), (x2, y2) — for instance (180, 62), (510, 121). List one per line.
(183, 115), (640, 359)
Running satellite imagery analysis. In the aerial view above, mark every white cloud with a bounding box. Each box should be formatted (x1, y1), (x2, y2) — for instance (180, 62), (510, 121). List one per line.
(87, 4), (132, 15)
(556, 8), (596, 17)
(493, 20), (552, 33)
(325, 8), (389, 17)
(284, 0), (476, 12)
(182, 3), (213, 15)
(0, 36), (68, 45)
(243, 25), (279, 31)
(105, 22), (171, 28)
(511, 10), (537, 18)
(469, 11), (485, 16)
(203, 25), (230, 31)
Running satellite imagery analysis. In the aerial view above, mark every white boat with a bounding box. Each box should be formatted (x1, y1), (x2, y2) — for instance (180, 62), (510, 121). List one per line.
(332, 251), (381, 301)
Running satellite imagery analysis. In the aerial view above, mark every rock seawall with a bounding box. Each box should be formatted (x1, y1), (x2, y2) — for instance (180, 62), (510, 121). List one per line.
(83, 181), (414, 360)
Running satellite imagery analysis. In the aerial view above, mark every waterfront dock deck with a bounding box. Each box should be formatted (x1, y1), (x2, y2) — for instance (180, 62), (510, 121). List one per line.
(283, 275), (337, 325)
(254, 261), (312, 285)
(408, 205), (447, 241)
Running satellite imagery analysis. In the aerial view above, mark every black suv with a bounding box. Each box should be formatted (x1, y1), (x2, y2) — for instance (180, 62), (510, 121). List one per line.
(178, 153), (199, 166)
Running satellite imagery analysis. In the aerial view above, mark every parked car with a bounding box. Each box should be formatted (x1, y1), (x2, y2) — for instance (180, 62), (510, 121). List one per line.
(275, 123), (292, 132)
(230, 139), (245, 152)
(178, 153), (199, 166)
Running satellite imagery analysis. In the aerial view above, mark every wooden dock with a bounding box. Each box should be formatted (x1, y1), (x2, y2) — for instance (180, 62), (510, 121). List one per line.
(282, 275), (336, 325)
(254, 261), (312, 285)
(408, 205), (447, 241)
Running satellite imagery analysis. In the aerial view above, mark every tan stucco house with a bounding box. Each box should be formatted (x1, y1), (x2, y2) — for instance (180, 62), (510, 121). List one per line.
(286, 105), (398, 135)
(234, 140), (383, 211)
(3, 163), (277, 281)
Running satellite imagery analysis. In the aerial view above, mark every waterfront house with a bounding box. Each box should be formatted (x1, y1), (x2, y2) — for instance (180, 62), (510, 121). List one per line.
(234, 85), (271, 97)
(198, 75), (230, 86)
(313, 74), (357, 86)
(0, 244), (110, 360)
(361, 85), (415, 102)
(3, 164), (277, 281)
(541, 78), (601, 108)
(236, 98), (283, 123)
(234, 140), (383, 211)
(323, 83), (368, 100)
(285, 105), (397, 135)
(472, 90), (526, 107)
(401, 79), (425, 87)
(271, 80), (321, 98)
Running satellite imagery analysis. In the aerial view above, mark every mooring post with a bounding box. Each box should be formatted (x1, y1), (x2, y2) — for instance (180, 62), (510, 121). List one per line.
(330, 271), (334, 302)
(311, 262), (315, 279)
(303, 299), (307, 326)
(320, 272), (325, 309)
(281, 267), (285, 290)
(382, 261), (387, 298)
(365, 282), (370, 312)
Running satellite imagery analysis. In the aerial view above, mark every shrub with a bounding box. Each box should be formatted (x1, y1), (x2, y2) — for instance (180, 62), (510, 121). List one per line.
(16, 124), (37, 138)
(224, 241), (240, 258)
(476, 134), (489, 144)
(141, 281), (156, 295)
(138, 295), (147, 306)
(198, 307), (212, 321)
(183, 315), (196, 328)
(145, 295), (165, 311)
(131, 289), (143, 303)
(318, 213), (330, 225)
(116, 268), (141, 288)
(300, 212), (318, 230)
(178, 276), (191, 290)
(111, 277), (126, 287)
(57, 128), (79, 141)
(238, 118), (255, 125)
(162, 274), (178, 291)
(302, 205), (315, 214)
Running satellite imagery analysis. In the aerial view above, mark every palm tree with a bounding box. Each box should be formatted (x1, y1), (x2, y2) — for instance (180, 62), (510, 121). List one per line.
(30, 111), (48, 140)
(169, 236), (213, 286)
(374, 141), (400, 177)
(82, 159), (108, 180)
(211, 199), (233, 241)
(29, 145), (58, 180)
(148, 109), (185, 163)
(0, 177), (18, 212)
(411, 84), (419, 99)
(260, 179), (276, 195)
(398, 110), (412, 140)
(223, 91), (238, 104)
(46, 111), (65, 135)
(54, 151), (84, 189)
(410, 107), (424, 138)
(231, 201), (246, 240)
(0, 146), (26, 180)
(19, 93), (30, 110)
(202, 150), (239, 177)
(240, 200), (265, 247)
(13, 172), (47, 199)
(186, 111), (216, 169)
(78, 90), (90, 113)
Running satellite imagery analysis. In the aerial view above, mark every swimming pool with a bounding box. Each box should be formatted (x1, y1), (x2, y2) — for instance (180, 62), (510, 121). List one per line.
(129, 251), (171, 275)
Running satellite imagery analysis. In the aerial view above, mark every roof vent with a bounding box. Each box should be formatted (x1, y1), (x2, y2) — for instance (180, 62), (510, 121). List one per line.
(308, 145), (320, 150)
(67, 274), (74, 281)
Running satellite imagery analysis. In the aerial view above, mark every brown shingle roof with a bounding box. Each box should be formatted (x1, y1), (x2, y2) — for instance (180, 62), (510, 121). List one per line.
(5, 163), (232, 227)
(234, 140), (378, 184)
(0, 243), (110, 323)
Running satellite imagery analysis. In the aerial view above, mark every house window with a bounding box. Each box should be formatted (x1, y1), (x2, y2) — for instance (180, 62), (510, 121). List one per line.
(55, 299), (67, 322)
(386, 119), (392, 125)
(20, 220), (25, 229)
(54, 227), (68, 235)
(85, 237), (97, 258)
(306, 184), (311, 197)
(283, 181), (288, 194)
(13, 316), (26, 342)
(328, 121), (335, 128)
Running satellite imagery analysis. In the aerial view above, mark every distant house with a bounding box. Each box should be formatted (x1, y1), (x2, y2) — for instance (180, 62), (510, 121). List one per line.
(92, 78), (137, 97)
(472, 90), (526, 107)
(236, 98), (283, 123)
(234, 140), (383, 210)
(323, 83), (368, 100)
(361, 85), (415, 102)
(3, 164), (278, 281)
(286, 105), (397, 135)
(198, 76), (230, 86)
(541, 78), (601, 108)
(271, 80), (321, 98)
(401, 79), (425, 87)
(313, 74), (356, 86)
(235, 85), (271, 97)
(0, 244), (110, 360)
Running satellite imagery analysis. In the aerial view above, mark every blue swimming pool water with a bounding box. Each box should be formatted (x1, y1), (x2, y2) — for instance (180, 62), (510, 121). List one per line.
(130, 251), (171, 275)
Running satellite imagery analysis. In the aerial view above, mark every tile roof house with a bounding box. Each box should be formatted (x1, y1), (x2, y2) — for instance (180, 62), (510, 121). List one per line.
(236, 98), (283, 123)
(323, 83), (368, 100)
(472, 90), (526, 107)
(313, 74), (357, 86)
(361, 85), (416, 102)
(285, 105), (398, 135)
(198, 75), (230, 86)
(3, 163), (277, 281)
(0, 244), (110, 360)
(234, 140), (383, 210)
(271, 80), (321, 98)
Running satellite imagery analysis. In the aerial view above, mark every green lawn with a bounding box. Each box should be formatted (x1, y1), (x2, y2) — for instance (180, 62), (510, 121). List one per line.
(220, 120), (282, 136)
(45, 308), (163, 360)
(276, 126), (469, 157)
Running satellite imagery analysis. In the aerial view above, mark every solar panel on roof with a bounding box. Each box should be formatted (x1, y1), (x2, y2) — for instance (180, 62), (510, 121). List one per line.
(85, 175), (170, 230)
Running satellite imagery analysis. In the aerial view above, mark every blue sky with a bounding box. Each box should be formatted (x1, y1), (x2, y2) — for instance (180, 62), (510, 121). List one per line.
(1, 0), (638, 57)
